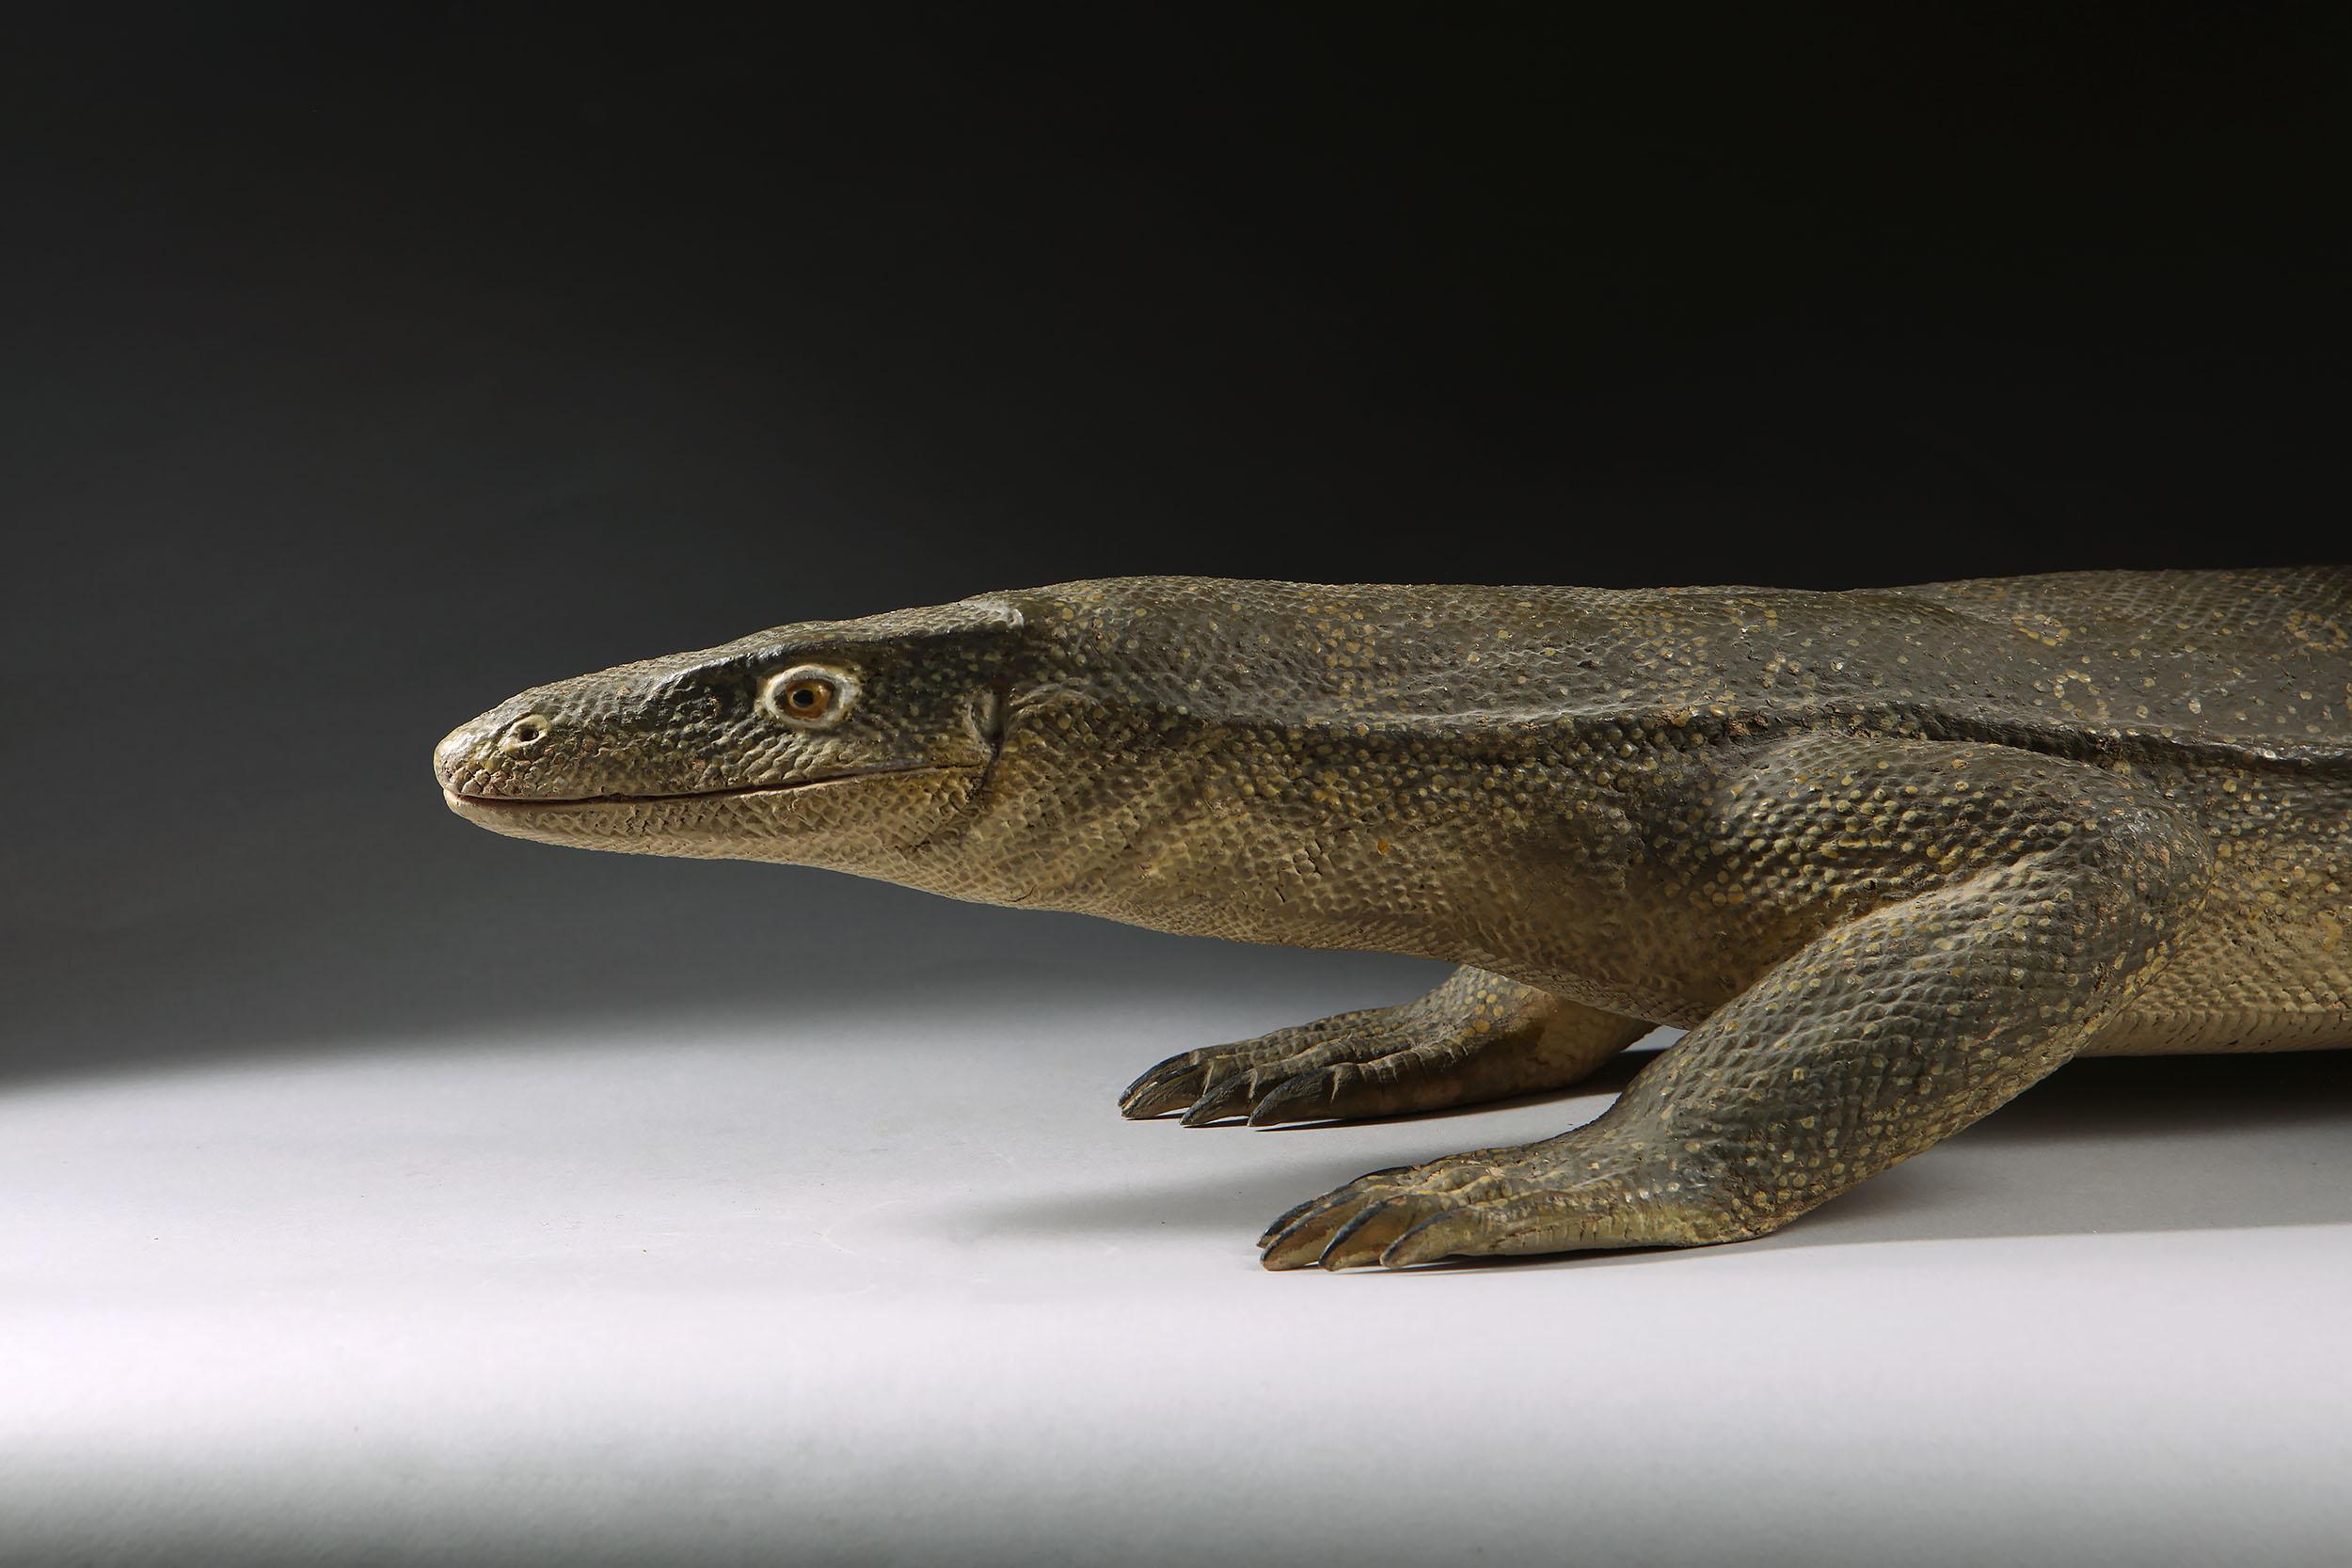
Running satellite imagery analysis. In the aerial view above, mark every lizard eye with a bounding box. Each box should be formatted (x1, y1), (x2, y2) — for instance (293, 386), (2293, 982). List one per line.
(761, 666), (854, 727)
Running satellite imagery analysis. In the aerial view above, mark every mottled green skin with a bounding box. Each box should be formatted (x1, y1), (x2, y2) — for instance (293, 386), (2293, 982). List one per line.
(435, 569), (2351, 1269)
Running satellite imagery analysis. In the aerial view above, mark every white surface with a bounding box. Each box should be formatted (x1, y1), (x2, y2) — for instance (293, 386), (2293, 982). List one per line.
(5, 986), (2349, 1567)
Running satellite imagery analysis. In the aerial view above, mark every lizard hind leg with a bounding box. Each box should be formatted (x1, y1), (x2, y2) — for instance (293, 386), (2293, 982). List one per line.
(1120, 968), (1650, 1128)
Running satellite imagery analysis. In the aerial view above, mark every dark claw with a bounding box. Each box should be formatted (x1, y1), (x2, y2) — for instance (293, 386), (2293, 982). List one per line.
(1246, 1071), (1335, 1126)
(1259, 1193), (1329, 1245)
(1180, 1072), (1259, 1126)
(1261, 1204), (1352, 1269)
(1312, 1203), (1384, 1269)
(1379, 1213), (1468, 1270)
(1317, 1199), (1421, 1270)
(1119, 1056), (1207, 1118)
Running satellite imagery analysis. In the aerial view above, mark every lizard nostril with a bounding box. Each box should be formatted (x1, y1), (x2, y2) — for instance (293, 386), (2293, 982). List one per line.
(500, 714), (550, 752)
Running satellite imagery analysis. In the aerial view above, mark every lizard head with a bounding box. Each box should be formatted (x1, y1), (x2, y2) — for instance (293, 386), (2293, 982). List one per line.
(433, 594), (1031, 882)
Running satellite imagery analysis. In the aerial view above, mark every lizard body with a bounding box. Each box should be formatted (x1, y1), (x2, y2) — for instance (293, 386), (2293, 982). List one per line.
(435, 568), (2351, 1267)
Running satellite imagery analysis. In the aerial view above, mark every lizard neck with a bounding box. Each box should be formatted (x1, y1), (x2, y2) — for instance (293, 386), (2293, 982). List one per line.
(927, 695), (1644, 976)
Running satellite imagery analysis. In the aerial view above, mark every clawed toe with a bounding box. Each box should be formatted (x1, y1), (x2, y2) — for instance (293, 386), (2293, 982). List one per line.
(1179, 1072), (1262, 1126)
(1118, 1055), (1209, 1119)
(1244, 1071), (1335, 1126)
(1260, 1207), (1350, 1269)
(1377, 1213), (1476, 1270)
(1315, 1200), (1426, 1269)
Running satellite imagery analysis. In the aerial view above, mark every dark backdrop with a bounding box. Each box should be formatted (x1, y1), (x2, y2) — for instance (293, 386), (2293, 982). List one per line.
(7, 5), (2344, 1075)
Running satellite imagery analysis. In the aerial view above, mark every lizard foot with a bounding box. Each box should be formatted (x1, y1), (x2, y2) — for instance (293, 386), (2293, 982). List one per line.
(1258, 1126), (1752, 1270)
(1118, 970), (1645, 1128)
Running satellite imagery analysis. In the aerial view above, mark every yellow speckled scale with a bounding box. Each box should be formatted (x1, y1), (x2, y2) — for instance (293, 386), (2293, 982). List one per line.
(436, 567), (2351, 1269)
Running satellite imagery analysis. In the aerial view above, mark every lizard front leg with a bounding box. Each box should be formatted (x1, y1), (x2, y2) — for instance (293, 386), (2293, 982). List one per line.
(1120, 967), (1651, 1127)
(1263, 736), (2213, 1270)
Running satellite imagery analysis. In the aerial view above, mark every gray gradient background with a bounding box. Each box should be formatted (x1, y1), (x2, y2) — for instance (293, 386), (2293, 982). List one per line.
(5, 8), (2349, 1566)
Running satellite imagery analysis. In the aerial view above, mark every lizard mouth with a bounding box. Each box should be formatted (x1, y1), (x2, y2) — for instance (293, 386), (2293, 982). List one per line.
(442, 762), (970, 813)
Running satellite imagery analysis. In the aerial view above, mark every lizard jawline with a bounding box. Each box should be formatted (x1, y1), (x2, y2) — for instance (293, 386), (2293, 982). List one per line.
(442, 762), (971, 814)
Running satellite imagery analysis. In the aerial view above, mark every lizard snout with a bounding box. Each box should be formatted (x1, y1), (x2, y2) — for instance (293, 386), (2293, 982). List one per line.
(433, 715), (492, 797)
(435, 705), (555, 799)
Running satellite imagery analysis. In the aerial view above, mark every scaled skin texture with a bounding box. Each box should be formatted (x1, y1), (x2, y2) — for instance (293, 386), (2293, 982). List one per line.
(435, 570), (2352, 1269)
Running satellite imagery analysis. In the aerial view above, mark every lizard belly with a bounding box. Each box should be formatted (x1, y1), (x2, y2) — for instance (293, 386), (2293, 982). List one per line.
(2082, 767), (2352, 1055)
